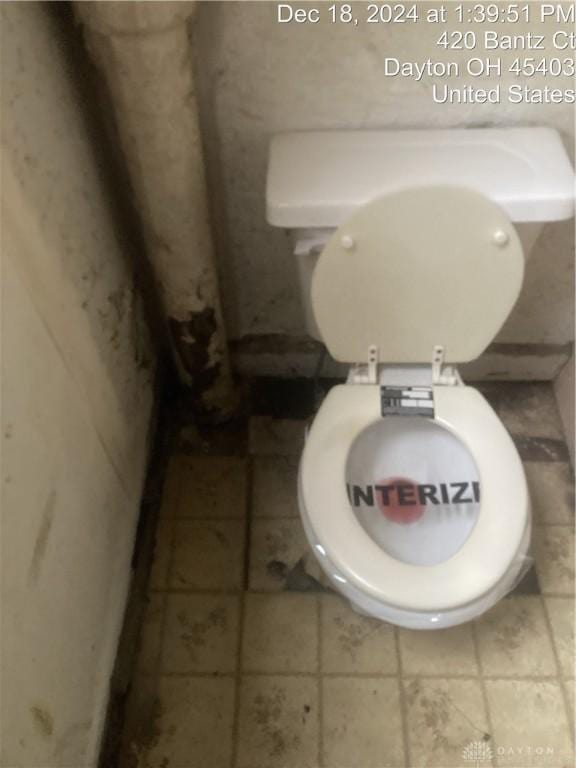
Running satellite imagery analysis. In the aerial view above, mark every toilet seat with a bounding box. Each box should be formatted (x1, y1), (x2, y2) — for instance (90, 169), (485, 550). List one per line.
(300, 383), (528, 613)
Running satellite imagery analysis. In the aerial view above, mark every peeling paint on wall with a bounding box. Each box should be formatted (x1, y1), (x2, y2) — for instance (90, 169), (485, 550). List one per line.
(170, 309), (224, 413)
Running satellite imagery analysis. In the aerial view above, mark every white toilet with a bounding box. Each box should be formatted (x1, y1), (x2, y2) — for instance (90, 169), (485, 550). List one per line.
(266, 128), (574, 629)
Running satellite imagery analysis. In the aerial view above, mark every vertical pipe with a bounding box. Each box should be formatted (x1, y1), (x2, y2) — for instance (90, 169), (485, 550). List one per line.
(75, 1), (237, 419)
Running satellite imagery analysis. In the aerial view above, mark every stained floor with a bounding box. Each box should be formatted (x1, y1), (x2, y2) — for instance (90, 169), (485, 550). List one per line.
(119, 381), (575, 768)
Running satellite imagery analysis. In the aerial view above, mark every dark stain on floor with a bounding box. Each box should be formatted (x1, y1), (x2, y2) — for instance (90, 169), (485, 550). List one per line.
(284, 557), (329, 592)
(508, 564), (541, 596)
(177, 606), (227, 662)
(252, 687), (305, 759)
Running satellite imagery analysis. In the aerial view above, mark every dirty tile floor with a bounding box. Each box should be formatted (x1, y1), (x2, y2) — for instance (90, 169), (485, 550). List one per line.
(120, 381), (574, 768)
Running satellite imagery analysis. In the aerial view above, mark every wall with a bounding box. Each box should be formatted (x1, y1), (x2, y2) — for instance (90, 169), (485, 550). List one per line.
(1, 4), (155, 766)
(196, 1), (574, 378)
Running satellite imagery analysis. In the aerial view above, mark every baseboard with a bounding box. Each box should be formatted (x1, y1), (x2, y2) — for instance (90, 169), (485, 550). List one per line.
(231, 335), (571, 381)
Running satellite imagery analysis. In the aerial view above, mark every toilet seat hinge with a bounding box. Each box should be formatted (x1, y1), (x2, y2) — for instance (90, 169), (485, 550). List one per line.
(367, 345), (378, 384)
(348, 344), (379, 384)
(347, 345), (379, 384)
(432, 345), (460, 386)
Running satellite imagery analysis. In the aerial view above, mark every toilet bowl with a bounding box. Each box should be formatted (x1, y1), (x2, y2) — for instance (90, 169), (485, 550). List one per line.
(266, 128), (575, 628)
(299, 384), (531, 629)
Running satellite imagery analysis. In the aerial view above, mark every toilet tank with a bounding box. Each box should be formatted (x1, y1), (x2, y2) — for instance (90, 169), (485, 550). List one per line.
(266, 128), (575, 339)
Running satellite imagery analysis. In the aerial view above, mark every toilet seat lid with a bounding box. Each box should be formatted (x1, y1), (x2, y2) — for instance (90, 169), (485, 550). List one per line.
(311, 186), (524, 364)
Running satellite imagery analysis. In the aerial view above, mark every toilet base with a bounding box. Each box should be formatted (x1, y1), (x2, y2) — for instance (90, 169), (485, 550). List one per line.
(349, 602), (374, 619)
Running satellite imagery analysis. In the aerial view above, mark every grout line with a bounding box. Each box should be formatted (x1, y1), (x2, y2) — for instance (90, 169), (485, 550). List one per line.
(399, 671), (568, 681)
(317, 594), (323, 768)
(148, 585), (576, 599)
(163, 458), (184, 593)
(161, 586), (328, 599)
(151, 462), (181, 674)
(167, 516), (574, 525)
(168, 515), (251, 522)
(230, 594), (245, 768)
(539, 593), (575, 748)
(129, 461), (181, 763)
(241, 457), (255, 593)
(532, 521), (576, 528)
(148, 590), (168, 677)
(160, 454), (185, 522)
(534, 591), (575, 599)
(418, 672), (568, 681)
(231, 456), (253, 768)
(156, 468), (181, 678)
(162, 520), (178, 595)
(154, 671), (238, 679)
(562, 678), (576, 745)
(471, 621), (498, 768)
(150, 586), (250, 596)
(533, 524), (576, 537)
(394, 627), (411, 768)
(130, 668), (576, 684)
(146, 669), (575, 682)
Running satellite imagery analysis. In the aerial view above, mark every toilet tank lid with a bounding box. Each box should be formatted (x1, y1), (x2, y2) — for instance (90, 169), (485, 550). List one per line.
(266, 128), (575, 226)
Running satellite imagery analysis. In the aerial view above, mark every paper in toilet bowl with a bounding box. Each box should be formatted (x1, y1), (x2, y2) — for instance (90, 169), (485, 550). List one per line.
(345, 417), (481, 567)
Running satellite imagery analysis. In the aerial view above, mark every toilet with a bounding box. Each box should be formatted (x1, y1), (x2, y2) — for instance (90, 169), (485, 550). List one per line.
(266, 128), (575, 629)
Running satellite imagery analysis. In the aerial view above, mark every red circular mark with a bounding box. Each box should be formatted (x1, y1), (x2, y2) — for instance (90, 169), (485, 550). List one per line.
(376, 476), (424, 525)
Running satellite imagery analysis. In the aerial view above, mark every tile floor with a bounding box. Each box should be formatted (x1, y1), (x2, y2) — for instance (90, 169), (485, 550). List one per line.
(120, 381), (574, 768)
